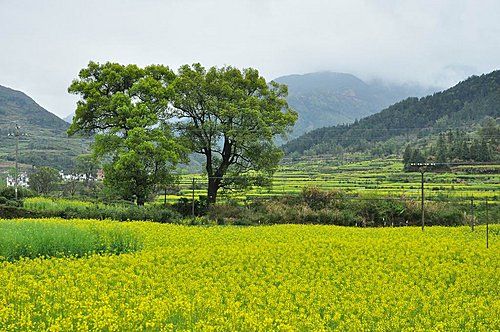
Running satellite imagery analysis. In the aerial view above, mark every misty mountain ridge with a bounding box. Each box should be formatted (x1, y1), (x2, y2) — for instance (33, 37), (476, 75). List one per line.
(283, 70), (500, 157)
(274, 71), (438, 136)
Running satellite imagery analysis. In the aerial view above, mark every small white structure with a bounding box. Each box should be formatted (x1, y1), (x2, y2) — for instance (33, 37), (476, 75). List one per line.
(59, 169), (104, 182)
(59, 170), (92, 182)
(6, 172), (30, 188)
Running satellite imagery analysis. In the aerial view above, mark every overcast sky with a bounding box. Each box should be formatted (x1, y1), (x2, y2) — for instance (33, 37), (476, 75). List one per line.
(1, 0), (499, 118)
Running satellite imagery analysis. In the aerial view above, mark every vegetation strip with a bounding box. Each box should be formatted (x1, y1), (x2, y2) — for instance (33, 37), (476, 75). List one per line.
(0, 219), (142, 262)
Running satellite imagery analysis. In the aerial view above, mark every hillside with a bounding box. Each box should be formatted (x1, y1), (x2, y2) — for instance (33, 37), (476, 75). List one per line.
(274, 72), (437, 136)
(0, 85), (88, 171)
(283, 70), (500, 158)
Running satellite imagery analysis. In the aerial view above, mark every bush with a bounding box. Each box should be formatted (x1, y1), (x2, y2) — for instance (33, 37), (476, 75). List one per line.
(203, 188), (467, 227)
(0, 205), (48, 219)
(172, 197), (208, 217)
(4, 198), (182, 223)
(57, 205), (181, 223)
(0, 187), (34, 200)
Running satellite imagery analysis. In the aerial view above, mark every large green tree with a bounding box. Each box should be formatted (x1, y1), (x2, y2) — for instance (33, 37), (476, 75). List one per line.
(170, 64), (297, 204)
(68, 62), (186, 205)
(29, 167), (60, 195)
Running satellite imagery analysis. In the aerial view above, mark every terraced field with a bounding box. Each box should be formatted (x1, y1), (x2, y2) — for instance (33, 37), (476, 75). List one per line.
(163, 159), (500, 203)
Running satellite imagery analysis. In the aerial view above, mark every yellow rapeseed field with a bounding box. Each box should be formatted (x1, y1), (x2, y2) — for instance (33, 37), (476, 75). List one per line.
(0, 219), (498, 331)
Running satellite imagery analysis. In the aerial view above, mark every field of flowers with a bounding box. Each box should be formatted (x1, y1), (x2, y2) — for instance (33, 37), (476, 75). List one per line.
(0, 219), (498, 330)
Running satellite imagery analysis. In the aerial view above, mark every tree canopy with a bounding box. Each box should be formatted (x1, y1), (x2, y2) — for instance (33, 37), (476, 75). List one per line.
(29, 167), (60, 195)
(68, 62), (296, 205)
(170, 64), (297, 203)
(68, 62), (186, 205)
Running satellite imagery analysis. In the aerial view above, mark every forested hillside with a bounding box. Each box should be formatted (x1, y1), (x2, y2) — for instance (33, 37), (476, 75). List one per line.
(274, 72), (436, 136)
(0, 85), (88, 170)
(283, 71), (500, 160)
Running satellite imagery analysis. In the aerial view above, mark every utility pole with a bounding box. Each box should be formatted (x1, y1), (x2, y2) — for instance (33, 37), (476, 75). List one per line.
(485, 200), (489, 249)
(191, 177), (195, 220)
(410, 162), (438, 231)
(420, 169), (425, 231)
(14, 124), (20, 201)
(470, 196), (474, 231)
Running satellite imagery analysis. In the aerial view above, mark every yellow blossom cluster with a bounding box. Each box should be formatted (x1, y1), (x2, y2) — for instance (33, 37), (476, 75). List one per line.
(0, 219), (498, 331)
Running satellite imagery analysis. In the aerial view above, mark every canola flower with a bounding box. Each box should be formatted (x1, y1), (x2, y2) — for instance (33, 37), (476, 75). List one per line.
(0, 219), (498, 331)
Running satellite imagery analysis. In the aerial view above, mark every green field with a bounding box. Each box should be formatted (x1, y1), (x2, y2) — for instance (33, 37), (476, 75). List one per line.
(0, 219), (498, 330)
(162, 159), (500, 204)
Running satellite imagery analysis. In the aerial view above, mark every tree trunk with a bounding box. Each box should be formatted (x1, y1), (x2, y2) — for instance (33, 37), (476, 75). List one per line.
(137, 195), (146, 206)
(207, 177), (219, 204)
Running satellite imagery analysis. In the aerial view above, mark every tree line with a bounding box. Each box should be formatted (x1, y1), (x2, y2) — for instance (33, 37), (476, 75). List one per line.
(403, 119), (499, 166)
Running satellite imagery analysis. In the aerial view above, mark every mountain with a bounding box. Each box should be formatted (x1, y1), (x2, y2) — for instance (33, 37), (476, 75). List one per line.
(63, 113), (74, 123)
(0, 85), (88, 171)
(283, 70), (500, 158)
(274, 72), (437, 136)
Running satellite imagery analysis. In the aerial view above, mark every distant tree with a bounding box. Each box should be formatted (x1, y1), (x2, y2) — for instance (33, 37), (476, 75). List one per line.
(436, 133), (448, 163)
(470, 139), (481, 161)
(402, 145), (413, 165)
(29, 167), (60, 194)
(479, 117), (499, 146)
(478, 138), (492, 162)
(63, 178), (80, 197)
(170, 64), (297, 204)
(459, 140), (470, 160)
(68, 61), (187, 205)
(74, 154), (99, 185)
(410, 149), (426, 164)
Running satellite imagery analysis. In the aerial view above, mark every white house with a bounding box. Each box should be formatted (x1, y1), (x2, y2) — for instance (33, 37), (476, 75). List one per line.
(6, 172), (30, 188)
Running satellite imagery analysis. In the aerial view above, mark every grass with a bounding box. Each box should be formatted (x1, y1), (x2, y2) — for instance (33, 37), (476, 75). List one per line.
(0, 219), (142, 262)
(23, 197), (97, 211)
(0, 221), (498, 330)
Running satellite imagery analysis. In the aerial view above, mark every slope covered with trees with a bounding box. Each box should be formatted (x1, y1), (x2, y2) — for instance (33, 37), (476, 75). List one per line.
(0, 85), (88, 170)
(284, 71), (500, 160)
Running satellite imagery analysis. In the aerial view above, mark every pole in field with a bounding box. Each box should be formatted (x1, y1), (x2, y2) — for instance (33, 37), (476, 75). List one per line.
(470, 196), (474, 231)
(486, 200), (489, 249)
(191, 177), (195, 220)
(420, 169), (425, 231)
(14, 124), (20, 201)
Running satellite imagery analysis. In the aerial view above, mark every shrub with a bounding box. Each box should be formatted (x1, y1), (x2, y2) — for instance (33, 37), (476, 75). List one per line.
(172, 197), (208, 217)
(0, 187), (34, 200)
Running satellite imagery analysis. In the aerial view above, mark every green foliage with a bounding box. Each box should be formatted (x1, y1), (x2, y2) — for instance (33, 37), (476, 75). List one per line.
(402, 120), (499, 167)
(68, 61), (187, 205)
(29, 166), (61, 194)
(0, 219), (142, 262)
(0, 186), (34, 200)
(171, 63), (298, 203)
(74, 154), (99, 181)
(205, 188), (465, 226)
(22, 197), (181, 223)
(172, 197), (208, 217)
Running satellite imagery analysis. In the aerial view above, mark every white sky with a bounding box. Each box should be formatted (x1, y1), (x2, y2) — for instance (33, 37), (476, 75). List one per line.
(1, 0), (499, 118)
